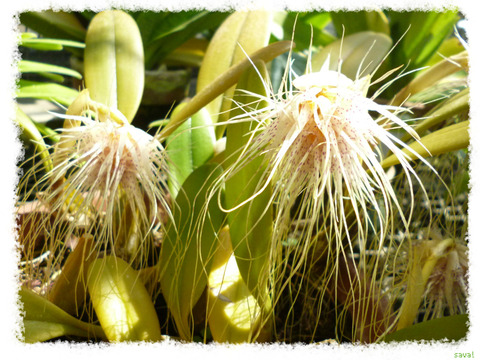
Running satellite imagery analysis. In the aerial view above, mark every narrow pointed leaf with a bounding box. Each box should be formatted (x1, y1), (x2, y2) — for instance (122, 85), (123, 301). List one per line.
(16, 79), (79, 106)
(381, 120), (469, 168)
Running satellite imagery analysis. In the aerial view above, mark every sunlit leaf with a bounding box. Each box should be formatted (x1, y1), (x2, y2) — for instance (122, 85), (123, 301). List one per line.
(196, 10), (273, 132)
(87, 256), (162, 342)
(84, 10), (144, 123)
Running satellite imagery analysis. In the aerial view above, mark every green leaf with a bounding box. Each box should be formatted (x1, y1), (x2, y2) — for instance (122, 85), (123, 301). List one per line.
(166, 104), (216, 198)
(19, 60), (83, 79)
(385, 10), (459, 94)
(134, 11), (229, 69)
(16, 79), (79, 106)
(384, 314), (468, 342)
(159, 163), (225, 341)
(196, 10), (273, 132)
(19, 11), (86, 42)
(19, 288), (106, 343)
(392, 51), (468, 106)
(87, 256), (162, 342)
(224, 63), (273, 305)
(330, 10), (390, 36)
(381, 120), (469, 168)
(20, 37), (85, 51)
(274, 11), (335, 52)
(84, 10), (144, 123)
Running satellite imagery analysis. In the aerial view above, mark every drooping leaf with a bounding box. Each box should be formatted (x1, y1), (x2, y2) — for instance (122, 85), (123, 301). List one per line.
(19, 11), (86, 42)
(133, 11), (229, 69)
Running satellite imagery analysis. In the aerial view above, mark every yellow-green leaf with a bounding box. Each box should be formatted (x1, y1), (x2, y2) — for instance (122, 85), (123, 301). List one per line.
(19, 288), (106, 343)
(84, 10), (144, 123)
(207, 227), (271, 343)
(381, 120), (469, 169)
(196, 11), (272, 132)
(87, 256), (162, 342)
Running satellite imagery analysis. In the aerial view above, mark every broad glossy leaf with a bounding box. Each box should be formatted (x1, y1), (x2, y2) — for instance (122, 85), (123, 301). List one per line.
(196, 11), (273, 130)
(166, 104), (216, 198)
(87, 256), (162, 342)
(159, 163), (225, 340)
(84, 10), (144, 123)
(19, 288), (106, 343)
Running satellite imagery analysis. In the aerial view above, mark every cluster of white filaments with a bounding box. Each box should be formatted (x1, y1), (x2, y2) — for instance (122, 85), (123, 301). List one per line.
(19, 94), (170, 281)
(230, 61), (424, 258)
